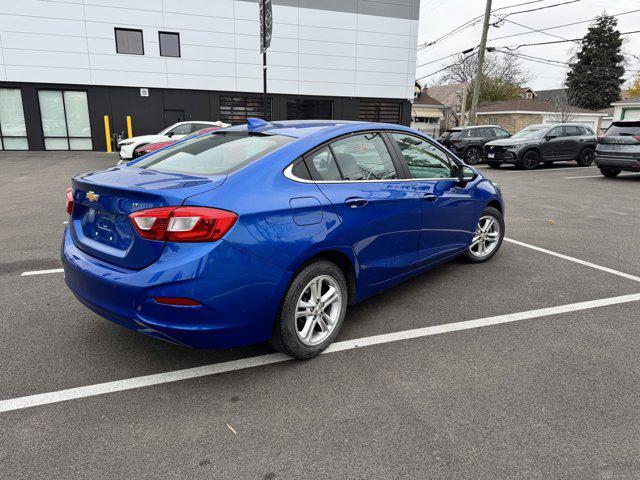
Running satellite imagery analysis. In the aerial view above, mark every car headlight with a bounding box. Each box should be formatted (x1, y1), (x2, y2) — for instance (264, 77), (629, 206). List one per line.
(489, 179), (501, 193)
(505, 144), (523, 149)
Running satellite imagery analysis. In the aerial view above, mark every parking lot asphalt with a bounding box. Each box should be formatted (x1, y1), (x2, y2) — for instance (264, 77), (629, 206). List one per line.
(1, 152), (639, 479)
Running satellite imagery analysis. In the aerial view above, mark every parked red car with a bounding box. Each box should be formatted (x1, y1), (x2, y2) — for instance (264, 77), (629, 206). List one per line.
(134, 126), (222, 157)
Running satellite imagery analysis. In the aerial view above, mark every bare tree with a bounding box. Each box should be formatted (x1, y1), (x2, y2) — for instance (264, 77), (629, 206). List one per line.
(438, 52), (530, 86)
(548, 90), (580, 123)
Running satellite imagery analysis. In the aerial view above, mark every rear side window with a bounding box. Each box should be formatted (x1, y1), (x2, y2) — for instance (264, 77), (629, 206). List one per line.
(606, 122), (640, 136)
(307, 147), (341, 181)
(563, 126), (580, 136)
(330, 133), (397, 181)
(135, 132), (293, 175)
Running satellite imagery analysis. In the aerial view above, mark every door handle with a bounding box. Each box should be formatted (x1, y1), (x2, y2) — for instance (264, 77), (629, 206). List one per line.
(423, 194), (438, 202)
(345, 197), (368, 208)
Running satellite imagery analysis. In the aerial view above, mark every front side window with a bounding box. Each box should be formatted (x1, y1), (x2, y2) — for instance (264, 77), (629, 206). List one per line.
(135, 132), (293, 175)
(330, 133), (397, 181)
(115, 28), (144, 55)
(0, 88), (28, 150)
(563, 126), (580, 136)
(390, 133), (454, 179)
(159, 32), (180, 57)
(166, 124), (192, 136)
(548, 127), (563, 138)
(493, 128), (510, 138)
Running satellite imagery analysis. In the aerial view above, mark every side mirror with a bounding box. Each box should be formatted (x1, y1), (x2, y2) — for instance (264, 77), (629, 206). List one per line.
(545, 134), (557, 141)
(455, 165), (477, 185)
(166, 131), (174, 138)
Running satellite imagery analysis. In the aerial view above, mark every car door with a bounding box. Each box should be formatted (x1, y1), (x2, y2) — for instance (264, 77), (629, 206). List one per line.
(541, 126), (565, 159)
(387, 131), (478, 265)
(563, 125), (584, 159)
(305, 132), (421, 286)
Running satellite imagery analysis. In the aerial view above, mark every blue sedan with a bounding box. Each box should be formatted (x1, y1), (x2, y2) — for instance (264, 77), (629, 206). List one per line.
(62, 119), (505, 359)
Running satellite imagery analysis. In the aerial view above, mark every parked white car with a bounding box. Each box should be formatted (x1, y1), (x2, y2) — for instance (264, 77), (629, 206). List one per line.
(117, 121), (229, 160)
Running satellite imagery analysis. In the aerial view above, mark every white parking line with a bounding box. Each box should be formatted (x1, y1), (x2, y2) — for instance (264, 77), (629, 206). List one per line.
(504, 166), (596, 173)
(505, 238), (640, 283)
(2, 292), (640, 414)
(565, 173), (637, 179)
(21, 268), (64, 277)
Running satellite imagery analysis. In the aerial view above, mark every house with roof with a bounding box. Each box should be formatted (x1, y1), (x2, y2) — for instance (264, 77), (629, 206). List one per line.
(411, 91), (445, 136)
(475, 98), (606, 133)
(425, 82), (468, 129)
(611, 96), (640, 121)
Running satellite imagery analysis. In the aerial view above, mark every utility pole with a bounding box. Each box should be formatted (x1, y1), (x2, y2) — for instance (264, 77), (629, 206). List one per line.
(460, 83), (469, 126)
(468, 0), (492, 125)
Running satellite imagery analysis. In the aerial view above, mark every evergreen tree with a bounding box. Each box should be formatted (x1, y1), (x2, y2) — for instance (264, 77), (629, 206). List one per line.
(565, 14), (625, 110)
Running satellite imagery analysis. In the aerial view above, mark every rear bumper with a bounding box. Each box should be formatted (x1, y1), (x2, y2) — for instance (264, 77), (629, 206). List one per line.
(61, 228), (288, 349)
(595, 154), (640, 171)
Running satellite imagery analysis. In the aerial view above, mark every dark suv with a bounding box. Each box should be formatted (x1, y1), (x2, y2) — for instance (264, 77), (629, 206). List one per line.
(438, 125), (511, 165)
(483, 123), (597, 170)
(595, 121), (640, 177)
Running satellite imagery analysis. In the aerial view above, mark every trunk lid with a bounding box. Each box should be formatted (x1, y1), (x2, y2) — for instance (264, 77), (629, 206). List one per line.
(70, 165), (226, 269)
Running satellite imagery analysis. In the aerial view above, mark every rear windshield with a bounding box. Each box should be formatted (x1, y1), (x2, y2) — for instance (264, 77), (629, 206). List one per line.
(134, 132), (294, 175)
(440, 130), (461, 138)
(605, 122), (640, 137)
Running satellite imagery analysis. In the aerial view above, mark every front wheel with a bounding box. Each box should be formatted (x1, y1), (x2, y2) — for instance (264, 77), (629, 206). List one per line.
(271, 261), (348, 359)
(600, 167), (621, 178)
(465, 147), (483, 165)
(577, 147), (595, 167)
(518, 150), (540, 170)
(462, 206), (505, 263)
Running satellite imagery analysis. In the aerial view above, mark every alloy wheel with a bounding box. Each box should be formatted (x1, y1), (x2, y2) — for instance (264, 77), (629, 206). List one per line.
(466, 147), (482, 165)
(295, 275), (342, 346)
(469, 215), (501, 258)
(522, 151), (539, 169)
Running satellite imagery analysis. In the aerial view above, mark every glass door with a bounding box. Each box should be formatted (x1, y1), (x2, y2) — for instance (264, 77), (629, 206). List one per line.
(38, 90), (92, 150)
(0, 88), (28, 150)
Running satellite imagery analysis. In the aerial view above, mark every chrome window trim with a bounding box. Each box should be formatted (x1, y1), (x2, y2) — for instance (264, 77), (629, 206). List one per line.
(283, 163), (458, 184)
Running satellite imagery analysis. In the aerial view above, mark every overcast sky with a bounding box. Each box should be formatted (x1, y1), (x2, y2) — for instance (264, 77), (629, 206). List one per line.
(415, 0), (640, 90)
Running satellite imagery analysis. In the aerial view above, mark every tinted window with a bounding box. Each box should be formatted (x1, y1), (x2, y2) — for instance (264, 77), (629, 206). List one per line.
(291, 159), (312, 180)
(192, 123), (215, 132)
(583, 126), (594, 135)
(330, 133), (397, 181)
(605, 122), (640, 136)
(115, 28), (143, 55)
(135, 132), (293, 175)
(391, 133), (454, 179)
(358, 101), (401, 124)
(563, 126), (580, 136)
(307, 147), (341, 181)
(548, 127), (563, 137)
(287, 99), (333, 120)
(159, 32), (180, 57)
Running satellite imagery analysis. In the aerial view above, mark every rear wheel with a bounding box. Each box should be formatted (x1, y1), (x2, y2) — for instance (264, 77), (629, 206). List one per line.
(518, 149), (540, 170)
(462, 206), (504, 263)
(577, 147), (595, 167)
(487, 161), (501, 169)
(464, 146), (483, 165)
(271, 261), (347, 359)
(600, 167), (621, 178)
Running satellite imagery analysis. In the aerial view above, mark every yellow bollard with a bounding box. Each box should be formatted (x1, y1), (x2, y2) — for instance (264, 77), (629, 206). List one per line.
(103, 115), (112, 153)
(126, 115), (133, 138)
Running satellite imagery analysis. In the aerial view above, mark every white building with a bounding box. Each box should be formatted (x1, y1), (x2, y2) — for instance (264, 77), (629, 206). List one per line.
(0, 0), (420, 151)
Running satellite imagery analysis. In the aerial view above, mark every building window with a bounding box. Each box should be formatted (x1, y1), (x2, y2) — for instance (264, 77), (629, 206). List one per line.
(115, 28), (144, 55)
(220, 96), (272, 124)
(359, 100), (401, 124)
(159, 32), (180, 57)
(38, 90), (92, 150)
(413, 116), (439, 124)
(0, 88), (28, 150)
(487, 117), (498, 125)
(286, 99), (333, 120)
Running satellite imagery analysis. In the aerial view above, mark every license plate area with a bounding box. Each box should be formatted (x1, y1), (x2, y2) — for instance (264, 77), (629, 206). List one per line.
(488, 153), (495, 158)
(94, 210), (117, 243)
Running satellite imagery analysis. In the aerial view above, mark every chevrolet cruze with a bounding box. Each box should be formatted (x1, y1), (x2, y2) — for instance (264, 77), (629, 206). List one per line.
(62, 120), (505, 359)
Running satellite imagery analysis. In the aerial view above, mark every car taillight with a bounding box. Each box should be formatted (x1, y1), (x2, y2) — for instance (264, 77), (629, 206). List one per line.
(129, 206), (237, 242)
(66, 188), (74, 215)
(634, 136), (640, 142)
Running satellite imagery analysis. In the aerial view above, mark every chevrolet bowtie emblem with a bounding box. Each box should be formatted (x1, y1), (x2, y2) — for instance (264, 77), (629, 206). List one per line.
(86, 191), (100, 202)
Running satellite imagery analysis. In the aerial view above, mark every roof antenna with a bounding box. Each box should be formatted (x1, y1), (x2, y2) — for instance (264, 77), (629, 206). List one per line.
(247, 118), (269, 130)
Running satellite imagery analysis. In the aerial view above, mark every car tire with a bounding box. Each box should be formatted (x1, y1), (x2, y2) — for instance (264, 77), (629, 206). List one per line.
(518, 149), (540, 170)
(486, 161), (500, 169)
(577, 147), (595, 167)
(271, 260), (348, 360)
(599, 167), (621, 178)
(462, 206), (504, 263)
(464, 146), (483, 165)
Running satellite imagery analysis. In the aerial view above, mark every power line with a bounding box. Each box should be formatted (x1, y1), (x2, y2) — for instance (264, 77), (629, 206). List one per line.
(498, 29), (640, 50)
